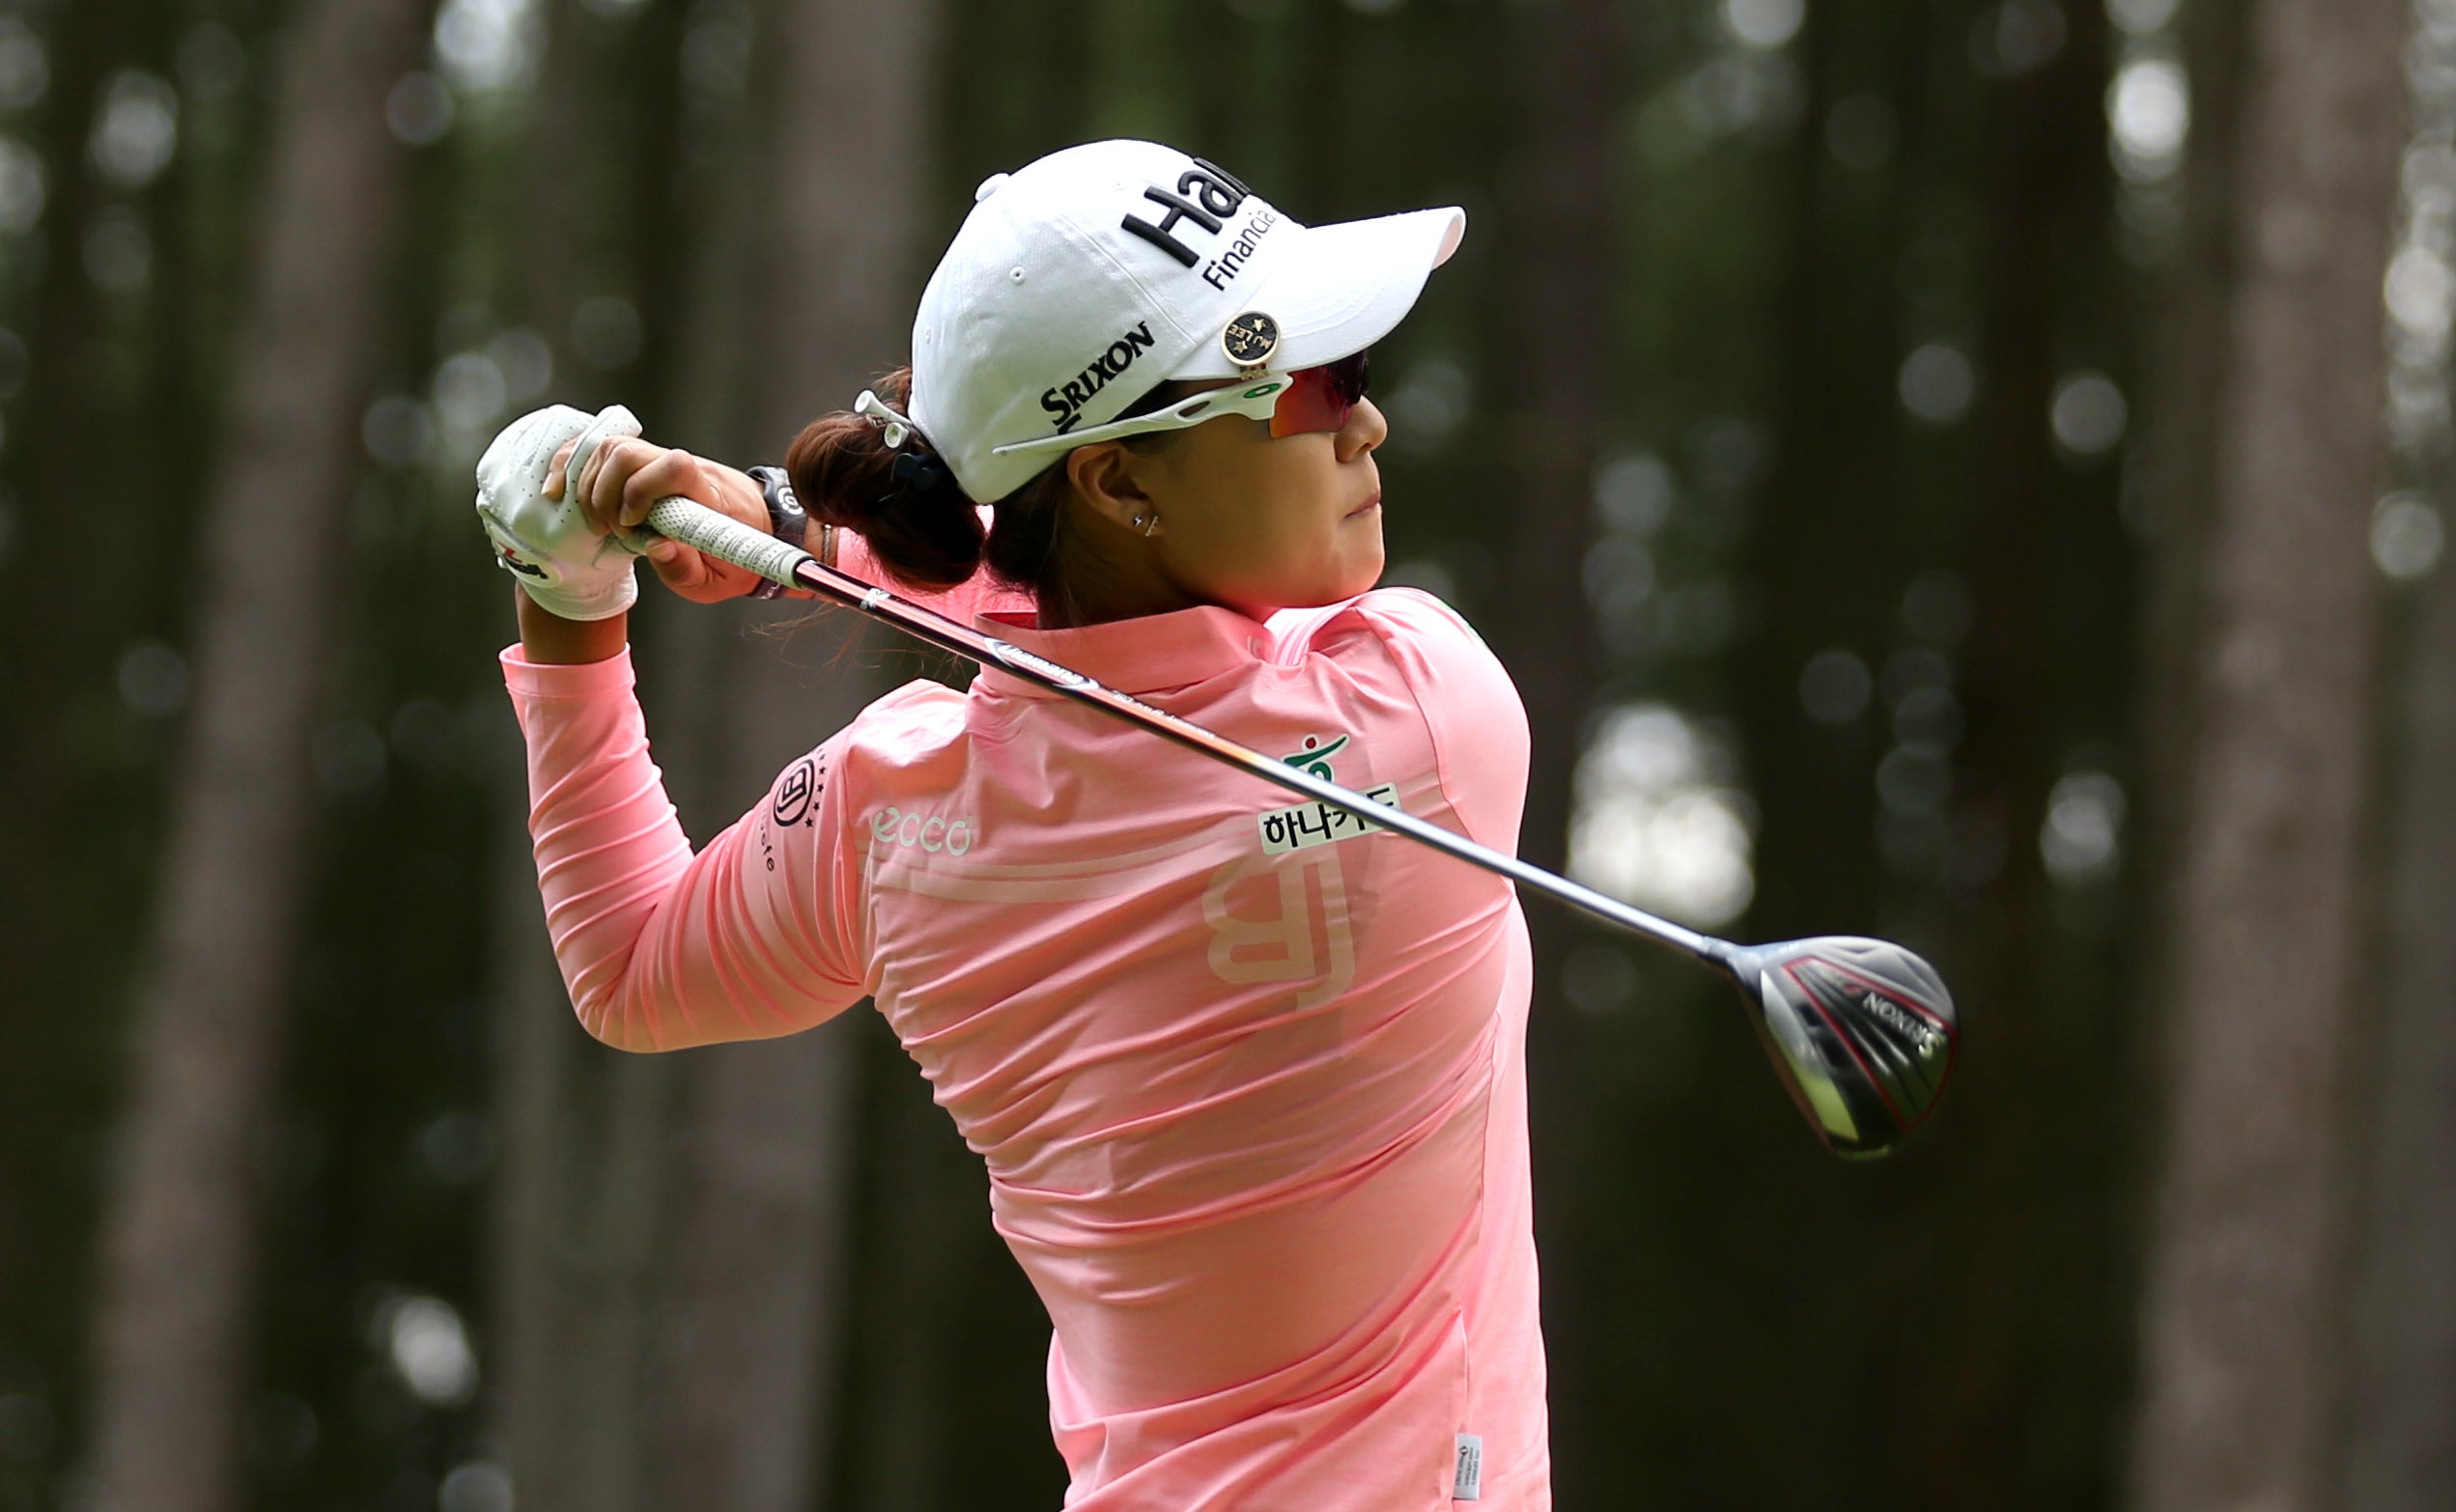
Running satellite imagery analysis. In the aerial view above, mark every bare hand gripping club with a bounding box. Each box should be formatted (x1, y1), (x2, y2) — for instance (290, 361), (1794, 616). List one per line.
(643, 495), (1960, 1158)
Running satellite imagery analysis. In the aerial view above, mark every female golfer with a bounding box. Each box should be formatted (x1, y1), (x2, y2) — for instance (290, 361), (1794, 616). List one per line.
(478, 140), (1546, 1509)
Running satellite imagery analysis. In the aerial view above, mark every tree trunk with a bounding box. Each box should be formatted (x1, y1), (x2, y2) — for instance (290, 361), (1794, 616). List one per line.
(1735, 0), (1912, 951)
(2134, 0), (2254, 858)
(1491, 0), (1615, 882)
(1487, 0), (1618, 1498)
(2339, 491), (2456, 1510)
(839, 1027), (993, 1511)
(487, 813), (679, 1512)
(645, 1), (941, 1506)
(0, 0), (124, 1403)
(82, 2), (428, 1508)
(2124, 0), (2407, 1505)
(480, 7), (696, 1508)
(1910, 4), (2121, 1502)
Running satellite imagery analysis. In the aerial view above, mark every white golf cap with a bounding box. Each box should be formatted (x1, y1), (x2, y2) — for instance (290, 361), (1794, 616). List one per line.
(906, 139), (1465, 502)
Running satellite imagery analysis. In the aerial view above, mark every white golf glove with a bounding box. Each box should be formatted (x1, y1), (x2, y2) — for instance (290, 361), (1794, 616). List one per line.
(475, 404), (649, 622)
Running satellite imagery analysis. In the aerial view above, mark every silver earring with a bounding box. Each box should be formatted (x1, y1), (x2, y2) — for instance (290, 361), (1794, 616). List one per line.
(1134, 512), (1158, 536)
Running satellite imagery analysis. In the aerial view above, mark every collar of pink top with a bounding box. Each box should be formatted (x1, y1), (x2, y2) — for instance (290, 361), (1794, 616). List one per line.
(973, 603), (1275, 697)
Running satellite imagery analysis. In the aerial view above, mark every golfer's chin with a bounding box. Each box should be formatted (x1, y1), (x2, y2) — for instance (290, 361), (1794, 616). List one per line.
(1306, 557), (1385, 611)
(1243, 565), (1379, 621)
(1341, 530), (1386, 599)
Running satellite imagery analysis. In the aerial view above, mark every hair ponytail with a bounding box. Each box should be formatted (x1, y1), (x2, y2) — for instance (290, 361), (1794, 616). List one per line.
(786, 367), (1189, 623)
(784, 367), (986, 592)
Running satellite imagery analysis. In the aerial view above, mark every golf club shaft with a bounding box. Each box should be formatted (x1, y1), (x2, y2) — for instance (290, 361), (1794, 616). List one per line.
(644, 494), (1735, 971)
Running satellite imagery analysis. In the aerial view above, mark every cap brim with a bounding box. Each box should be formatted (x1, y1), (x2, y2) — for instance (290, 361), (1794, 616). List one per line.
(1168, 207), (1466, 378)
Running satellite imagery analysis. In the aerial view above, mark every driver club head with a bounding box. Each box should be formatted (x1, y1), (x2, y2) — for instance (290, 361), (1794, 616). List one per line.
(1720, 936), (1958, 1159)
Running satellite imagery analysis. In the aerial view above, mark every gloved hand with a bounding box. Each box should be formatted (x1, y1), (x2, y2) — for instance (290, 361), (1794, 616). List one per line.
(475, 404), (649, 622)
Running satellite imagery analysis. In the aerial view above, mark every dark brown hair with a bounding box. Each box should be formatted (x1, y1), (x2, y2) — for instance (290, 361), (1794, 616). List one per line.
(781, 367), (1060, 600)
(783, 366), (1188, 622)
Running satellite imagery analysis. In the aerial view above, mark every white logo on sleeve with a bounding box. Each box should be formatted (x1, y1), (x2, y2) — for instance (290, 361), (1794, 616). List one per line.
(1453, 1433), (1483, 1500)
(870, 805), (975, 856)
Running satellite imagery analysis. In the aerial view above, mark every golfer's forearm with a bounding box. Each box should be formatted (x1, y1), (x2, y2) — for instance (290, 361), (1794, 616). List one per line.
(515, 583), (628, 664)
(499, 642), (691, 1049)
(499, 641), (865, 1052)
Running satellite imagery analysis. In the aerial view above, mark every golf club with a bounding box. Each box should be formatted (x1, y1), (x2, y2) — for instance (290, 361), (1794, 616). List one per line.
(640, 493), (1960, 1157)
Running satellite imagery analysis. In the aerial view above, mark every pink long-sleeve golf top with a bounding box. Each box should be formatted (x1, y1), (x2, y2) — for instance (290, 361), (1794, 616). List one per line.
(502, 540), (1550, 1510)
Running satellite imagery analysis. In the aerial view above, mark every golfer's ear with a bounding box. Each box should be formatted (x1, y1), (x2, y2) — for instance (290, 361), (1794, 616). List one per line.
(1065, 442), (1150, 534)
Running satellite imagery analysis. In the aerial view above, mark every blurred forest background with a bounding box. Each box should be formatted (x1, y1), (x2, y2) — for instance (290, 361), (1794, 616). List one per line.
(4, 0), (2455, 1508)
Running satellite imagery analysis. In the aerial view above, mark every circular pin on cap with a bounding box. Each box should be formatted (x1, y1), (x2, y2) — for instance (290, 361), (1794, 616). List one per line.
(1221, 311), (1282, 371)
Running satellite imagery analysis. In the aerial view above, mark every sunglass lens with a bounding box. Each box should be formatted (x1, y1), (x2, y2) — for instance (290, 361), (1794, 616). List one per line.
(1330, 350), (1369, 406)
(1267, 350), (1372, 438)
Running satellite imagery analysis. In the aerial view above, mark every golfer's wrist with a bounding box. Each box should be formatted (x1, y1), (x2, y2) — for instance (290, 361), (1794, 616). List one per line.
(515, 582), (629, 663)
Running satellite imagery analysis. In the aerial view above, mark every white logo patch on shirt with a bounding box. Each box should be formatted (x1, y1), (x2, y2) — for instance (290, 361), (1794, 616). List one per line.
(1257, 785), (1398, 854)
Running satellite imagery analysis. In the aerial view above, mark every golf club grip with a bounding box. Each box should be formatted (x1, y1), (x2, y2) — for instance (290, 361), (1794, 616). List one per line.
(635, 491), (1729, 967)
(643, 494), (813, 587)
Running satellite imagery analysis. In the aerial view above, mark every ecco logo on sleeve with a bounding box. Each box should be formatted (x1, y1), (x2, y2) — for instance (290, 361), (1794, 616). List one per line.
(870, 806), (975, 855)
